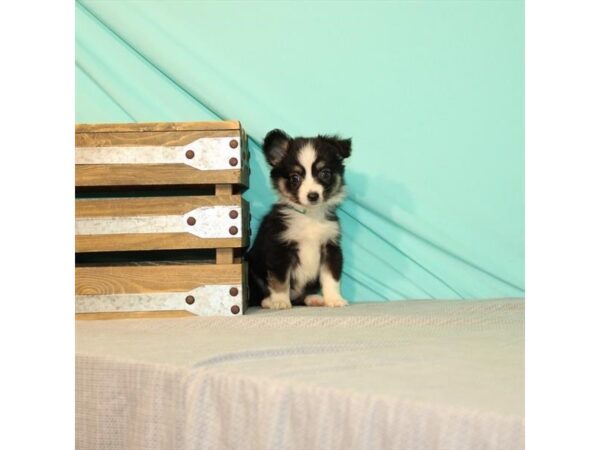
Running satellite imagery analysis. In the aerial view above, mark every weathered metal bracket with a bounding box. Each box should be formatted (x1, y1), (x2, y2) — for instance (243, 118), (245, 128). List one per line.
(183, 206), (241, 238)
(75, 284), (243, 316)
(75, 205), (242, 239)
(76, 136), (241, 170)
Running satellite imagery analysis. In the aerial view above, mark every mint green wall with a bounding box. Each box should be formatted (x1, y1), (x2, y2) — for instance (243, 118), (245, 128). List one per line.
(75, 0), (524, 301)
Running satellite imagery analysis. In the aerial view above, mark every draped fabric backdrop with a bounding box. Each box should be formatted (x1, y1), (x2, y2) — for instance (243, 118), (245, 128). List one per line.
(75, 0), (524, 302)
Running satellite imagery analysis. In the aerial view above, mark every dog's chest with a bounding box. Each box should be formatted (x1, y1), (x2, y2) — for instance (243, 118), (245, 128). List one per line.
(281, 211), (339, 291)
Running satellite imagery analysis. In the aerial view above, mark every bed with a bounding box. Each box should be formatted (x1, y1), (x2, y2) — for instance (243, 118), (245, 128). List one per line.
(76, 298), (524, 450)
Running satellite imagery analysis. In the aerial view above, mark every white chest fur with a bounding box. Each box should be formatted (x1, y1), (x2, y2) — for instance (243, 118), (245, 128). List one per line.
(279, 207), (340, 298)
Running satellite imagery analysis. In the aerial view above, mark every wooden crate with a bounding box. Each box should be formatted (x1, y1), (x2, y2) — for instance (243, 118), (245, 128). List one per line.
(75, 121), (249, 319)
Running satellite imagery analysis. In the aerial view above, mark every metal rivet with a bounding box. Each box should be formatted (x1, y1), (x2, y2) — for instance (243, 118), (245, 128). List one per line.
(229, 157), (238, 167)
(187, 217), (196, 226)
(229, 139), (238, 149)
(229, 287), (239, 297)
(185, 295), (195, 305)
(185, 150), (195, 159)
(231, 305), (240, 315)
(229, 210), (239, 219)
(229, 226), (238, 235)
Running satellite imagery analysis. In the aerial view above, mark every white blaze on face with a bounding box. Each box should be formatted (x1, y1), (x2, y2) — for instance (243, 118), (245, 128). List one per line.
(297, 144), (323, 205)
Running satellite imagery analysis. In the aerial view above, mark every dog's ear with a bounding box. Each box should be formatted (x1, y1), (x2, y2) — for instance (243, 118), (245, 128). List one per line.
(335, 138), (352, 159)
(319, 135), (352, 160)
(263, 129), (291, 166)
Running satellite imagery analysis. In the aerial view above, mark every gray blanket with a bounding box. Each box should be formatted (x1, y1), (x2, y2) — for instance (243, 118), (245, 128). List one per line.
(76, 299), (524, 450)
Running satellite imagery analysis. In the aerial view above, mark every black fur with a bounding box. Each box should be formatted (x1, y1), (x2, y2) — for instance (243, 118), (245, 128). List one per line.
(322, 241), (343, 280)
(246, 129), (352, 307)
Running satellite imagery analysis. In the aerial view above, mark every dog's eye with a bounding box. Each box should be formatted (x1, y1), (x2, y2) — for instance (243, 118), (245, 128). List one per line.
(318, 169), (332, 183)
(289, 173), (302, 187)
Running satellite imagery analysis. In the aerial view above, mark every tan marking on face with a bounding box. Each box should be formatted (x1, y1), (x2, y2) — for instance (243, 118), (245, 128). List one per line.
(331, 174), (341, 193)
(277, 178), (296, 202)
(316, 160), (327, 170)
(324, 175), (346, 206)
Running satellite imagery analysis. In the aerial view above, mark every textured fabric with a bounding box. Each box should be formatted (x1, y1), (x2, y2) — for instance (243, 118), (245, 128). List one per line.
(76, 299), (524, 450)
(75, 0), (524, 301)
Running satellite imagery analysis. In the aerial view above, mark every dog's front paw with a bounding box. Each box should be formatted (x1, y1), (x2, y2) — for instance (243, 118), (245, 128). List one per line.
(261, 295), (292, 310)
(323, 297), (348, 307)
(304, 294), (326, 307)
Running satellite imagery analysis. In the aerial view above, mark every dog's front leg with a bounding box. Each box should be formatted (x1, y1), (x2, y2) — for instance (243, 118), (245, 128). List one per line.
(261, 271), (292, 310)
(320, 242), (348, 307)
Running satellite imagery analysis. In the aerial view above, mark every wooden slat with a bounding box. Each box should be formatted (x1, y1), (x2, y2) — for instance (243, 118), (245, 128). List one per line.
(76, 234), (244, 253)
(215, 184), (232, 196)
(76, 195), (241, 218)
(75, 121), (241, 134)
(75, 166), (245, 187)
(75, 129), (239, 147)
(76, 263), (243, 294)
(216, 248), (234, 264)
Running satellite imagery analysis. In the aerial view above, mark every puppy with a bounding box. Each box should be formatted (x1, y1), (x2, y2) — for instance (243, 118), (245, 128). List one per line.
(246, 129), (352, 309)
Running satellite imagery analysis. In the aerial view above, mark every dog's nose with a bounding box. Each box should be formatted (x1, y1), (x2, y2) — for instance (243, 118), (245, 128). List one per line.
(307, 192), (320, 203)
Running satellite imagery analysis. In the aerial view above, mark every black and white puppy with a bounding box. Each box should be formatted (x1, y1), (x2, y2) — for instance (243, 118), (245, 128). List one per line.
(246, 129), (352, 309)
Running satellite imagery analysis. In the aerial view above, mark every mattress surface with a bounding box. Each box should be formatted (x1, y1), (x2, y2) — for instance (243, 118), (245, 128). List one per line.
(76, 299), (524, 450)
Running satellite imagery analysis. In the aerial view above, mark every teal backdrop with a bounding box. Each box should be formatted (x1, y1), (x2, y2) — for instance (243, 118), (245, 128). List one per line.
(75, 0), (524, 301)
